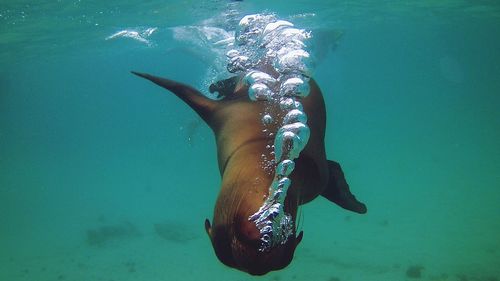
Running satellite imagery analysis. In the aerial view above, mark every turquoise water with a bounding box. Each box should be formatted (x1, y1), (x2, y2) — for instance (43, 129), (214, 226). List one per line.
(1, 1), (499, 280)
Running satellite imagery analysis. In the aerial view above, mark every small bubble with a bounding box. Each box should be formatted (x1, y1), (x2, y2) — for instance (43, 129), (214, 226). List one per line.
(262, 114), (273, 125)
(279, 97), (295, 110)
(294, 101), (303, 111)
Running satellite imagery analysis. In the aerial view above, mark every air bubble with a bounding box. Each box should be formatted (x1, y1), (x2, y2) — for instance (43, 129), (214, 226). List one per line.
(280, 28), (310, 42)
(274, 131), (299, 162)
(281, 122), (310, 147)
(279, 97), (303, 110)
(279, 97), (295, 110)
(263, 20), (294, 37)
(264, 27), (309, 52)
(249, 83), (272, 101)
(277, 159), (295, 176)
(226, 49), (239, 58)
(235, 14), (258, 45)
(243, 71), (277, 86)
(262, 234), (270, 242)
(275, 49), (311, 75)
(235, 14), (276, 46)
(276, 177), (291, 192)
(294, 101), (303, 111)
(262, 114), (273, 125)
(274, 122), (310, 162)
(283, 109), (307, 124)
(261, 20), (294, 47)
(280, 77), (310, 97)
(227, 55), (251, 73)
(261, 225), (273, 234)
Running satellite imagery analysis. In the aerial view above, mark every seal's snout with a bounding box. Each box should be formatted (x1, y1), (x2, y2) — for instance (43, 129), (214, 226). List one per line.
(236, 234), (301, 276)
(206, 213), (302, 275)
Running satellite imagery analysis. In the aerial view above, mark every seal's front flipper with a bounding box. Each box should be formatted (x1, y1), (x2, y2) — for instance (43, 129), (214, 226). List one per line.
(209, 75), (249, 101)
(131, 71), (218, 126)
(322, 160), (367, 214)
(209, 76), (240, 99)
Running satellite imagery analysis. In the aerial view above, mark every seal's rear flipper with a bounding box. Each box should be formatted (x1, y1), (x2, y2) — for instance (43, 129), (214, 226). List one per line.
(131, 71), (218, 127)
(321, 160), (367, 214)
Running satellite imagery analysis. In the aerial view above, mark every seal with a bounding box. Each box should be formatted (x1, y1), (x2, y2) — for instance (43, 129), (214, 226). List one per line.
(131, 71), (367, 275)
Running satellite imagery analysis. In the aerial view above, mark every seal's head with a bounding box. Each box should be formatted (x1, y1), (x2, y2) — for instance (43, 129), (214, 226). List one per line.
(205, 217), (303, 275)
(204, 181), (303, 275)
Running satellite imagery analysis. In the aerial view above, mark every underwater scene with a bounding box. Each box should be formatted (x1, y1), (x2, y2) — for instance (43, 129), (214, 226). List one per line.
(1, 0), (499, 280)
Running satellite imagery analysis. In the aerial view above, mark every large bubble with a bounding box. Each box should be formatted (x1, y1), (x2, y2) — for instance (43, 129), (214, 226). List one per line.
(277, 159), (295, 177)
(227, 55), (251, 73)
(275, 49), (312, 76)
(280, 77), (310, 97)
(243, 71), (277, 86)
(283, 109), (308, 124)
(235, 14), (276, 46)
(248, 83), (272, 101)
(274, 122), (310, 162)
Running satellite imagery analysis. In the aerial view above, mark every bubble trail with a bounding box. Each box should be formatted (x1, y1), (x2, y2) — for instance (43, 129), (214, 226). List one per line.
(225, 14), (314, 252)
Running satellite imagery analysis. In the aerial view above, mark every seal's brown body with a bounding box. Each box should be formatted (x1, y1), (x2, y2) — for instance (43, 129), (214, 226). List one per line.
(132, 72), (366, 275)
